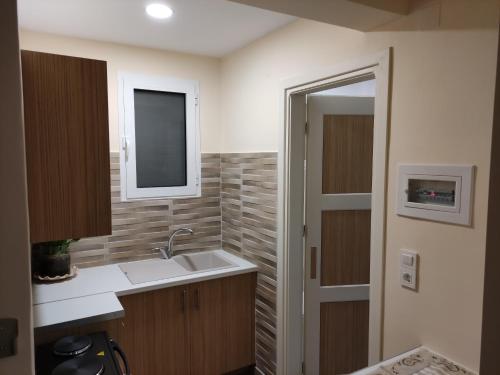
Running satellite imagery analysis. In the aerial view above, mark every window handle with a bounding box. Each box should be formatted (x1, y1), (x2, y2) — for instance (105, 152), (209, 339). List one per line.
(121, 137), (129, 162)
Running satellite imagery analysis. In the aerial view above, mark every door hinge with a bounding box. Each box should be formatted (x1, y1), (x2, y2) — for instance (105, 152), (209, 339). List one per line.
(302, 361), (305, 374)
(305, 121), (309, 135)
(195, 97), (199, 106)
(303, 224), (307, 237)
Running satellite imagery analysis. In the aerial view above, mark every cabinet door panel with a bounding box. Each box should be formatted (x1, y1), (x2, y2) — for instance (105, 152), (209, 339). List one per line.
(119, 286), (189, 375)
(188, 279), (224, 375)
(222, 273), (257, 373)
(117, 292), (148, 375)
(189, 274), (257, 375)
(21, 50), (111, 242)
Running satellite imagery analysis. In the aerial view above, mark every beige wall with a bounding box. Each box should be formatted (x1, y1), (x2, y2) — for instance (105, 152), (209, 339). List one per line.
(19, 30), (221, 153)
(0, 0), (34, 374)
(220, 1), (498, 371)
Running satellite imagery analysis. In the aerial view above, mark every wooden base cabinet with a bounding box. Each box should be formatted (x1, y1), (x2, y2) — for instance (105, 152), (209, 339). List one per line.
(36, 273), (256, 375)
(119, 273), (256, 375)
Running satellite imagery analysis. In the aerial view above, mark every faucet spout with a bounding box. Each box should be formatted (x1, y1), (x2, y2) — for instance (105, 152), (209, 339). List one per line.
(163, 227), (194, 259)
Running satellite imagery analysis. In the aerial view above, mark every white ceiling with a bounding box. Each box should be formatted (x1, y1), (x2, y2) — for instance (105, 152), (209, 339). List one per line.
(17, 0), (295, 57)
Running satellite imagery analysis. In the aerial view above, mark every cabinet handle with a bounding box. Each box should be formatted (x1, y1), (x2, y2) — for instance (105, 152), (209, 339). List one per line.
(194, 288), (200, 310)
(182, 289), (187, 313)
(310, 246), (317, 279)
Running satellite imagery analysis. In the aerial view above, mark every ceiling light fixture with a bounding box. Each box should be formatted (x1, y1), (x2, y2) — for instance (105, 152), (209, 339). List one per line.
(146, 3), (173, 19)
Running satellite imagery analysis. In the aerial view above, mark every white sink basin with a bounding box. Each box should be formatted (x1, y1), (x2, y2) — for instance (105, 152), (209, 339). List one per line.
(119, 251), (236, 285)
(173, 252), (234, 272)
(119, 258), (189, 285)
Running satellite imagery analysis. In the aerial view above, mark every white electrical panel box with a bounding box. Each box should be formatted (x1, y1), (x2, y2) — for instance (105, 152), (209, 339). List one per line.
(397, 164), (474, 226)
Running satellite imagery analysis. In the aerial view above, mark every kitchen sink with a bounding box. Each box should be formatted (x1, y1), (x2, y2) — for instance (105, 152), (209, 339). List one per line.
(173, 252), (234, 272)
(119, 258), (189, 285)
(119, 251), (236, 285)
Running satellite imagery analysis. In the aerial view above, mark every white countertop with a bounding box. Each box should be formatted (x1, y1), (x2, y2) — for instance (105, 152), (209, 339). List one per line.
(33, 292), (124, 329)
(33, 250), (258, 328)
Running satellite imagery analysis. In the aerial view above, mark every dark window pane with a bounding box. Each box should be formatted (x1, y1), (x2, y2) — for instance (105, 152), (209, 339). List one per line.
(134, 89), (187, 188)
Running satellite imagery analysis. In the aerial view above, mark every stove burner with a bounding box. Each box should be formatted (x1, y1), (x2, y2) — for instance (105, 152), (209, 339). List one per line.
(51, 357), (104, 375)
(53, 336), (92, 357)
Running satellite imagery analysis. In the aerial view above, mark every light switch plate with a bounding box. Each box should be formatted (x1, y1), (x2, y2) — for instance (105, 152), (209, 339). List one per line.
(0, 318), (18, 358)
(400, 250), (418, 290)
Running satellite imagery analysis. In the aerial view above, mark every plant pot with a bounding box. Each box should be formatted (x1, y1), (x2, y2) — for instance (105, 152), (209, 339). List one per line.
(36, 253), (71, 278)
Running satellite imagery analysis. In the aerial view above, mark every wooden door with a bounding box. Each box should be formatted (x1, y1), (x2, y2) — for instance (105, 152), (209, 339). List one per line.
(21, 50), (111, 243)
(305, 95), (374, 375)
(188, 278), (224, 375)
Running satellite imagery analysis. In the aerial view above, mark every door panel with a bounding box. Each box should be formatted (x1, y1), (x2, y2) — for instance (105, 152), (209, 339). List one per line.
(321, 210), (371, 286)
(117, 286), (189, 375)
(305, 94), (374, 375)
(320, 301), (369, 374)
(322, 115), (374, 194)
(188, 279), (224, 375)
(146, 286), (190, 375)
(221, 273), (257, 373)
(118, 292), (147, 375)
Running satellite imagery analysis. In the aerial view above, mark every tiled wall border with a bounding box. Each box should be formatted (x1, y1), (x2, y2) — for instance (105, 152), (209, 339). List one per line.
(221, 152), (278, 375)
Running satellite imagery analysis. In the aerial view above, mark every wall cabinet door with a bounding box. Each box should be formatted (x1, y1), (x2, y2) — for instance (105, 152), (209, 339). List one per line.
(21, 50), (111, 243)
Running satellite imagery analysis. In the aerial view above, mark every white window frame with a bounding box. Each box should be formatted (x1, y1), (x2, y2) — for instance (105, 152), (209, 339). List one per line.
(118, 72), (201, 201)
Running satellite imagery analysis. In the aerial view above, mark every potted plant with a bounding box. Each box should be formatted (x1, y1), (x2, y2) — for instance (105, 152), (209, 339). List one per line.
(32, 239), (78, 279)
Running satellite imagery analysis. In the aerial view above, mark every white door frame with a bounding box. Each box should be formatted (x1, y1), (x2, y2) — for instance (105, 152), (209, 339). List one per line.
(276, 49), (391, 375)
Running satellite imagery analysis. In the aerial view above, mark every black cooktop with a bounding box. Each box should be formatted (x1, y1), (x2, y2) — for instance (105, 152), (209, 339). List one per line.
(36, 332), (126, 375)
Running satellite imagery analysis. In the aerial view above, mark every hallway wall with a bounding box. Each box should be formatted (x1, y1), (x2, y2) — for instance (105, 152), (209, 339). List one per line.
(219, 1), (499, 371)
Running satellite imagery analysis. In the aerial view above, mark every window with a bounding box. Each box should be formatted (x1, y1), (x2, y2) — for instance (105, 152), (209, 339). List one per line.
(119, 73), (200, 200)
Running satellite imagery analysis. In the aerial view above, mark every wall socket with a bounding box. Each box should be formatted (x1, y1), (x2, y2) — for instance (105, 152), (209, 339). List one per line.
(400, 250), (418, 290)
(0, 318), (18, 359)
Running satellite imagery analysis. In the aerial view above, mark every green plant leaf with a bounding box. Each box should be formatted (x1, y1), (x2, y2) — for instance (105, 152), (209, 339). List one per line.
(32, 239), (80, 255)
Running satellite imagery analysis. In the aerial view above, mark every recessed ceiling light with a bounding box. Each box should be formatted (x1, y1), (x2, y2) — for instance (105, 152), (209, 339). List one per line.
(146, 3), (173, 19)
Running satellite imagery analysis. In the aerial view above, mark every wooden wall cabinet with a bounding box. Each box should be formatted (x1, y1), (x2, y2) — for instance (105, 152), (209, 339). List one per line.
(36, 273), (257, 375)
(21, 50), (111, 243)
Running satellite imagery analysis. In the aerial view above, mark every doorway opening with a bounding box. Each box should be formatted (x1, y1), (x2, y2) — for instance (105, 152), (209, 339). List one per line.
(277, 50), (391, 375)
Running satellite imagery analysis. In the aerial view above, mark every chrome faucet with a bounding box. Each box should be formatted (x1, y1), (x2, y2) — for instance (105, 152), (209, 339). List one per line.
(159, 227), (194, 259)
